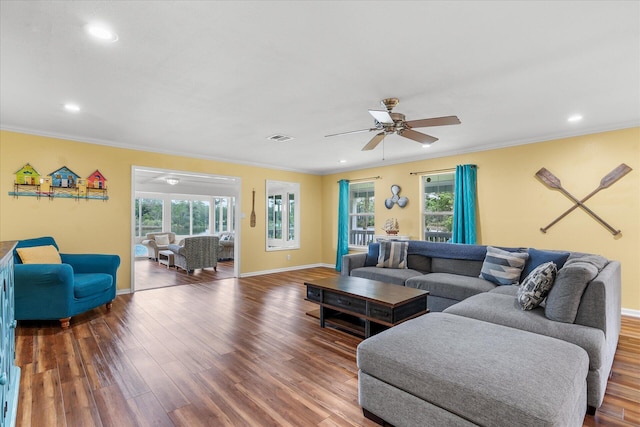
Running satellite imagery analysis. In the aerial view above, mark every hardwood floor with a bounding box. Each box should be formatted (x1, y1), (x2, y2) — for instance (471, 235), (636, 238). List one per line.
(14, 267), (640, 426)
(134, 258), (235, 291)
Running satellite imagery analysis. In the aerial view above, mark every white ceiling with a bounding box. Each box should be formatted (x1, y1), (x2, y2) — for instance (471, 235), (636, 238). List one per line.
(1, 1), (639, 175)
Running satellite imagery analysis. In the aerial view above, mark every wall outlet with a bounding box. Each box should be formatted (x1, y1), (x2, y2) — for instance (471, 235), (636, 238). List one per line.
(286, 254), (291, 261)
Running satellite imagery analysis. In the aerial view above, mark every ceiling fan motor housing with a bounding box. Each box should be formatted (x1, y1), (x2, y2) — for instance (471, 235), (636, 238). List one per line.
(381, 98), (400, 111)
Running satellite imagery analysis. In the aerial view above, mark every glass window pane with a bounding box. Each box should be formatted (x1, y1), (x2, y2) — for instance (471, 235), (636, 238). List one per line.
(268, 194), (283, 239)
(422, 173), (455, 242)
(349, 181), (375, 246)
(171, 200), (191, 235)
(137, 198), (163, 236)
(192, 200), (210, 235)
(288, 193), (295, 240)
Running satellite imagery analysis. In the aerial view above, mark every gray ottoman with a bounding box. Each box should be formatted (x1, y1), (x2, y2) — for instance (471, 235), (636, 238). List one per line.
(357, 313), (589, 427)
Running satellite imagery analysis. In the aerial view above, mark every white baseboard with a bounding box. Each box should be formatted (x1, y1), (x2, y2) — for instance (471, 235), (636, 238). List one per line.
(240, 263), (335, 277)
(622, 308), (640, 318)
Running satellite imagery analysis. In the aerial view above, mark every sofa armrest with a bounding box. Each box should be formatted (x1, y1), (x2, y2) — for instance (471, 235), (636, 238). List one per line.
(341, 253), (367, 276)
(14, 264), (75, 315)
(60, 253), (121, 279)
(168, 243), (184, 255)
(574, 260), (621, 339)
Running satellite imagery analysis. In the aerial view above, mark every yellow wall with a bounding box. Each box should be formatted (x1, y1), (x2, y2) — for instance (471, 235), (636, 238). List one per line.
(321, 128), (640, 311)
(2, 128), (639, 311)
(0, 130), (323, 290)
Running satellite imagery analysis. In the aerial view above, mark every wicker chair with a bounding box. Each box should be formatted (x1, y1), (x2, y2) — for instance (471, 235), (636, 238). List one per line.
(168, 235), (221, 274)
(218, 232), (234, 260)
(141, 232), (176, 260)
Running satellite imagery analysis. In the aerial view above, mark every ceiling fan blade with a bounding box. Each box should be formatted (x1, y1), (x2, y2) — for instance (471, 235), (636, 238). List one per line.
(400, 128), (438, 145)
(404, 115), (461, 128)
(325, 128), (377, 137)
(368, 109), (394, 125)
(362, 132), (386, 151)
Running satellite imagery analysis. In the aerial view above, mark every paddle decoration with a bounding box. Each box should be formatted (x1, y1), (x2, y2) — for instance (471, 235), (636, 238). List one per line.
(536, 164), (632, 236)
(250, 189), (256, 228)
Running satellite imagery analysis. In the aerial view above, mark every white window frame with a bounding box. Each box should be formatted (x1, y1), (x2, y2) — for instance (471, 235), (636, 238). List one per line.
(421, 172), (455, 242)
(266, 180), (300, 250)
(348, 181), (375, 249)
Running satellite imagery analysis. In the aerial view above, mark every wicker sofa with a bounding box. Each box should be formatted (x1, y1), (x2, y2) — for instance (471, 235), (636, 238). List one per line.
(218, 232), (234, 260)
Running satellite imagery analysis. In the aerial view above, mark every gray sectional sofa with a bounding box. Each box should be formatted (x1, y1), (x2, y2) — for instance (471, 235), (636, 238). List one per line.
(342, 240), (621, 425)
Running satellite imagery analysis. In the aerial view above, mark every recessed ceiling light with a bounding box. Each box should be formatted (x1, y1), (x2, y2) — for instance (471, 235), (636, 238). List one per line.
(166, 178), (180, 185)
(86, 24), (118, 42)
(64, 103), (81, 113)
(422, 143), (433, 148)
(339, 159), (347, 163)
(568, 114), (583, 123)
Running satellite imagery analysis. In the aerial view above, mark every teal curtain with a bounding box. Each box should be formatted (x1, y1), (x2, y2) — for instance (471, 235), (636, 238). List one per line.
(452, 164), (477, 244)
(335, 179), (349, 271)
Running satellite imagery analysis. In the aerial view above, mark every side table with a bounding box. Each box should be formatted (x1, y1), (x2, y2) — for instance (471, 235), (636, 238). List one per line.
(158, 250), (174, 268)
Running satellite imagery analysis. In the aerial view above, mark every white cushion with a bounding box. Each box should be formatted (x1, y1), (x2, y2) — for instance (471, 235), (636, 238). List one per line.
(155, 234), (170, 246)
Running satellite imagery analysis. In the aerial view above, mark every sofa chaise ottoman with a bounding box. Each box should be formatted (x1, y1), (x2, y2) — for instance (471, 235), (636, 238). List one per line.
(357, 313), (589, 427)
(343, 240), (620, 412)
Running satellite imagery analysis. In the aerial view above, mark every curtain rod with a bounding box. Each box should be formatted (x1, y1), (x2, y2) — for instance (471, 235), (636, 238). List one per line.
(337, 175), (381, 183)
(409, 165), (477, 176)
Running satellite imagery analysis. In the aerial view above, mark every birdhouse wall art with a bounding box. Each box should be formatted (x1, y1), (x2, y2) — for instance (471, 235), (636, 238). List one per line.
(9, 163), (109, 201)
(14, 163), (40, 185)
(49, 166), (80, 188)
(87, 170), (107, 189)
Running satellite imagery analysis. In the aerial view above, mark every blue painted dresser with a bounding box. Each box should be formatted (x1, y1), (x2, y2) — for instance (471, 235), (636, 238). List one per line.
(0, 241), (19, 427)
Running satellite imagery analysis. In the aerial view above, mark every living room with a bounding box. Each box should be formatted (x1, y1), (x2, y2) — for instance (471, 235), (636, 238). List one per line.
(1, 1), (638, 426)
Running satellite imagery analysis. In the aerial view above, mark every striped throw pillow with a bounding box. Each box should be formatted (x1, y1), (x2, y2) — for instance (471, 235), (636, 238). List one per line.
(376, 241), (409, 269)
(480, 246), (529, 285)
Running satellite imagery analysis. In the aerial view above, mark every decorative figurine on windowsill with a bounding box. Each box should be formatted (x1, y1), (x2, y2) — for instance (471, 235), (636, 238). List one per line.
(382, 218), (400, 235)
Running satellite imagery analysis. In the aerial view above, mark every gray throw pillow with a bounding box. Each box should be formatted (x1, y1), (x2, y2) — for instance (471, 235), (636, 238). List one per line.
(544, 260), (601, 323)
(480, 246), (529, 285)
(517, 262), (557, 310)
(377, 241), (409, 269)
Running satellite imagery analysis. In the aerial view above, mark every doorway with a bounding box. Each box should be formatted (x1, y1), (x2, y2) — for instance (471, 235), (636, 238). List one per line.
(131, 166), (241, 292)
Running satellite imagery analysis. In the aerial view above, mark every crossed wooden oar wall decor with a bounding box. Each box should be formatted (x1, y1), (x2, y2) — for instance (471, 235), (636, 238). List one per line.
(536, 163), (632, 236)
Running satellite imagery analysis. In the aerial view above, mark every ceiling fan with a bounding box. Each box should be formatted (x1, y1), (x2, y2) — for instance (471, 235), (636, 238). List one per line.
(325, 98), (461, 151)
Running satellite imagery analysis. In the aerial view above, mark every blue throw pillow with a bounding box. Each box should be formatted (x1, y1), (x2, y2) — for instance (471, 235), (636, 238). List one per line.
(520, 248), (570, 281)
(480, 246), (529, 285)
(364, 243), (380, 266)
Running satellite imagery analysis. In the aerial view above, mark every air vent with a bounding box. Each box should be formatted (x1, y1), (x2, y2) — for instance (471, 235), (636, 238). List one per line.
(266, 134), (294, 142)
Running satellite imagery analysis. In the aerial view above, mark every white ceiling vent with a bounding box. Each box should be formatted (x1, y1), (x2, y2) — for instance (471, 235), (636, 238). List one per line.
(266, 134), (294, 142)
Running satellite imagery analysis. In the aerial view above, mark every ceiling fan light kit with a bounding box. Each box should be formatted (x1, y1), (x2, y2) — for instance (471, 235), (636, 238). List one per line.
(326, 97), (461, 151)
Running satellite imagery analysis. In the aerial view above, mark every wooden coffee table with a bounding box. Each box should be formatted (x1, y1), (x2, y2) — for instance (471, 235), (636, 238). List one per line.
(304, 276), (428, 338)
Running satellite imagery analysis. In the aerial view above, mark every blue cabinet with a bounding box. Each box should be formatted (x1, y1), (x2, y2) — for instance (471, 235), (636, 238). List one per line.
(0, 242), (19, 427)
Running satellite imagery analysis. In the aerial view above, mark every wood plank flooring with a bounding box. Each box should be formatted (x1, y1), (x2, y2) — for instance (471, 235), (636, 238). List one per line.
(14, 267), (640, 426)
(134, 258), (235, 291)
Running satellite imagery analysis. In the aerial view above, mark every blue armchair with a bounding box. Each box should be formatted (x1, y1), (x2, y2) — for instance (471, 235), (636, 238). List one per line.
(13, 236), (120, 329)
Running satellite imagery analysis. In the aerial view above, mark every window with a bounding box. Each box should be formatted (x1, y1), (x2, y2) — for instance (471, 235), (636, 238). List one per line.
(134, 198), (163, 237)
(267, 194), (283, 240)
(171, 199), (210, 236)
(422, 172), (455, 242)
(213, 197), (235, 234)
(349, 181), (375, 247)
(266, 180), (299, 250)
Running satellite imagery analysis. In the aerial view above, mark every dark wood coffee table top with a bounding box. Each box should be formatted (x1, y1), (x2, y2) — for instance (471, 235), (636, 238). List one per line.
(304, 275), (428, 306)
